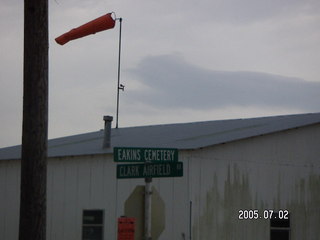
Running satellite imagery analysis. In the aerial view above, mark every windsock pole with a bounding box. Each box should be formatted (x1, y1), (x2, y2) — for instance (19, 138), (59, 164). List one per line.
(116, 18), (123, 129)
(55, 13), (124, 128)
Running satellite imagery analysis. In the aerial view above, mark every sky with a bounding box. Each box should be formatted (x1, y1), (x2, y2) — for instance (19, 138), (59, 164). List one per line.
(1, 0), (320, 148)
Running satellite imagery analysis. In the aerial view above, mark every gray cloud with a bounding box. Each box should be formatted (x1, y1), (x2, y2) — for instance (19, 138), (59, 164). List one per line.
(128, 54), (320, 111)
(1, 0), (320, 148)
(184, 0), (320, 24)
(137, 0), (317, 26)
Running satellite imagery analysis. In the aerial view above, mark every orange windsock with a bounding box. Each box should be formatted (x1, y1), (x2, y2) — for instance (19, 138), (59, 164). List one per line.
(55, 12), (116, 45)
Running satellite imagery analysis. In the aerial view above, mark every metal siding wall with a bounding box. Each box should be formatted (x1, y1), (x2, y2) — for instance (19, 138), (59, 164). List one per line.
(101, 156), (118, 239)
(189, 125), (320, 240)
(48, 160), (66, 240)
(46, 155), (120, 240)
(46, 158), (53, 240)
(0, 162), (6, 240)
(62, 159), (79, 240)
(77, 158), (92, 209)
(152, 178), (174, 238)
(172, 165), (190, 239)
(90, 158), (105, 206)
(152, 166), (190, 240)
(0, 161), (20, 240)
(1, 124), (319, 240)
(3, 154), (190, 240)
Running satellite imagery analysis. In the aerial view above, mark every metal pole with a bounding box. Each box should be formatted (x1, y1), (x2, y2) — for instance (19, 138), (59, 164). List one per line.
(189, 201), (192, 240)
(145, 177), (152, 240)
(116, 17), (122, 128)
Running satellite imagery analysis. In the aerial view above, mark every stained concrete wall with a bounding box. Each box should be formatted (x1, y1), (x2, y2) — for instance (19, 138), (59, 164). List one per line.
(0, 124), (319, 239)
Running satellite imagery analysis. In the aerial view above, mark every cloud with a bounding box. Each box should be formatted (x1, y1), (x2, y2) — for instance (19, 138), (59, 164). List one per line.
(1, 0), (320, 148)
(128, 54), (320, 112)
(181, 0), (320, 24)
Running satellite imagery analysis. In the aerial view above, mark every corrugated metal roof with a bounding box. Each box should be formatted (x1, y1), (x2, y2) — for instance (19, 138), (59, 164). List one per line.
(1, 112), (320, 160)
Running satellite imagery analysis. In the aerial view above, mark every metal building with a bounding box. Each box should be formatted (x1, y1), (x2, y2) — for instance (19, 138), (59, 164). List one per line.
(0, 113), (320, 240)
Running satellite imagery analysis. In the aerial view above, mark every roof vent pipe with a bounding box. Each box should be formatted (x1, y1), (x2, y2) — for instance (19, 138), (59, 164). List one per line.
(103, 115), (113, 148)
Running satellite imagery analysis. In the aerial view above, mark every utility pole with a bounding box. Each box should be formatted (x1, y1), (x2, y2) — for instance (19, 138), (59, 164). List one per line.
(19, 0), (48, 239)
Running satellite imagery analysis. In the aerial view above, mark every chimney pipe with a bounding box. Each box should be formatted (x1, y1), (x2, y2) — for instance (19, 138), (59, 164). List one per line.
(103, 115), (113, 148)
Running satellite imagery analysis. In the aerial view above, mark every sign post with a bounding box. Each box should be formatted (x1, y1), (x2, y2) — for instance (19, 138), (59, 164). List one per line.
(145, 177), (152, 240)
(114, 147), (182, 240)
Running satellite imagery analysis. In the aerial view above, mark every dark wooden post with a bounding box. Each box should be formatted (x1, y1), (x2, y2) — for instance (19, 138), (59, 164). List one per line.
(19, 0), (48, 239)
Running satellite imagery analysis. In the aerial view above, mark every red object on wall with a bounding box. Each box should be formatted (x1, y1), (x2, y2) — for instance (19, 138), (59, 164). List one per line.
(117, 217), (135, 240)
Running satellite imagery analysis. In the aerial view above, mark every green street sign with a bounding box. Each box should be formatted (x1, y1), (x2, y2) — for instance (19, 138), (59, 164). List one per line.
(114, 147), (178, 163)
(117, 162), (183, 179)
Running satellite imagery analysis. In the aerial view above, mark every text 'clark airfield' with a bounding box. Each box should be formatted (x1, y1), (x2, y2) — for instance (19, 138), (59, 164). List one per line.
(117, 162), (183, 179)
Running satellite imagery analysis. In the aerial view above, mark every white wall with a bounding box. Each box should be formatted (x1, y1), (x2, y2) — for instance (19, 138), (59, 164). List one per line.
(0, 159), (20, 240)
(0, 124), (319, 240)
(189, 124), (320, 240)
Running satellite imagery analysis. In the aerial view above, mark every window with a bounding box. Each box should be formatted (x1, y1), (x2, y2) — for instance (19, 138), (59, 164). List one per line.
(270, 211), (290, 240)
(82, 210), (104, 240)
